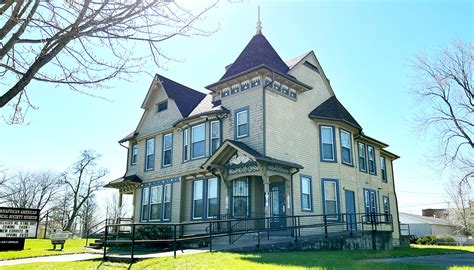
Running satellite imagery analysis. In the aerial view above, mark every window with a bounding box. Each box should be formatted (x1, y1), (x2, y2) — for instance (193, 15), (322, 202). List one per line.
(364, 189), (377, 223)
(383, 196), (390, 223)
(340, 130), (353, 165)
(323, 179), (339, 219)
(191, 124), (206, 159)
(130, 144), (138, 165)
(183, 128), (189, 162)
(232, 178), (249, 218)
(163, 184), (172, 221)
(162, 133), (172, 167)
(157, 101), (168, 112)
(192, 178), (219, 220)
(207, 178), (218, 218)
(145, 138), (155, 171)
(358, 142), (367, 172)
(210, 121), (220, 154)
(381, 156), (387, 182)
(193, 180), (204, 219)
(141, 184), (172, 222)
(301, 175), (312, 211)
(368, 145), (376, 175)
(320, 126), (335, 162)
(141, 187), (149, 221)
(150, 185), (163, 221)
(235, 108), (249, 139)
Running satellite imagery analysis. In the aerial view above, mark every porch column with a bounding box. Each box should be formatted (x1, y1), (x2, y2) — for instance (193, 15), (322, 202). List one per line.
(263, 177), (270, 218)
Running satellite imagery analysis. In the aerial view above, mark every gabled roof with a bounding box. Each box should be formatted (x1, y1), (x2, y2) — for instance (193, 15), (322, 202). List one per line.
(202, 139), (303, 170)
(104, 174), (142, 189)
(155, 74), (207, 117)
(309, 96), (362, 130)
(220, 33), (289, 80)
(285, 51), (311, 69)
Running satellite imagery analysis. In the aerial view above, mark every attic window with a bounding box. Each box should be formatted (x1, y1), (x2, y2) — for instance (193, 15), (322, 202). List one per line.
(157, 101), (168, 112)
(303, 61), (319, 73)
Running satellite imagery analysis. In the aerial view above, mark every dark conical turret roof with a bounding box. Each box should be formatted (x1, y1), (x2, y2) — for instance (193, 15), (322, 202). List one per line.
(220, 33), (289, 80)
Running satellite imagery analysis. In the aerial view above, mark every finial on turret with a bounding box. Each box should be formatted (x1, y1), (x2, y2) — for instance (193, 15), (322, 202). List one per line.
(256, 6), (262, 34)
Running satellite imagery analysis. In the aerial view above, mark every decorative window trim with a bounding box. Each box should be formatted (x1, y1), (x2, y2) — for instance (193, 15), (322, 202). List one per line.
(130, 144), (138, 165)
(319, 125), (337, 162)
(251, 77), (261, 88)
(367, 145), (377, 175)
(358, 142), (367, 172)
(231, 84), (240, 94)
(340, 129), (353, 166)
(145, 138), (155, 171)
(300, 174), (313, 212)
(162, 133), (173, 167)
(322, 178), (340, 221)
(191, 177), (220, 220)
(234, 106), (250, 139)
(241, 80), (250, 91)
(191, 123), (206, 159)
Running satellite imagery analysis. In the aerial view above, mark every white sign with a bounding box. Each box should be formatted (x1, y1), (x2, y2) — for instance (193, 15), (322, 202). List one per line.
(0, 220), (38, 238)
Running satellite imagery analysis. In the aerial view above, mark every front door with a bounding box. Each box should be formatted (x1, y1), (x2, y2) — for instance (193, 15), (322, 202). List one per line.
(345, 190), (357, 231)
(269, 182), (286, 229)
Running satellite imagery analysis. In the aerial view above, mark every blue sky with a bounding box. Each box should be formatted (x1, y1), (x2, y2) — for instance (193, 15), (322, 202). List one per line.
(1, 0), (473, 214)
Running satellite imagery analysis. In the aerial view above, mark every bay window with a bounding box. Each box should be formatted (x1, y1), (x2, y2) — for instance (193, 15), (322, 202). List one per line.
(340, 129), (353, 165)
(320, 126), (335, 162)
(191, 124), (206, 159)
(210, 121), (220, 154)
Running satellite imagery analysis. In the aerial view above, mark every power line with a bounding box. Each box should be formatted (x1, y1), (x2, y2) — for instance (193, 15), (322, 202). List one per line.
(398, 200), (454, 208)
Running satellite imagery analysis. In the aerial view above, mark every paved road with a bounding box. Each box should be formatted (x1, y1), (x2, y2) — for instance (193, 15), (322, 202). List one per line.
(370, 253), (474, 267)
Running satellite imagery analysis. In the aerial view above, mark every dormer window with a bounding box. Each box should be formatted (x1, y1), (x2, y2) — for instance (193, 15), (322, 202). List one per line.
(157, 101), (168, 112)
(251, 77), (261, 87)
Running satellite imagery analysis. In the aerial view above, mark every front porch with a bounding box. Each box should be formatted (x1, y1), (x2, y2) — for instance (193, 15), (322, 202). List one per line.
(201, 140), (304, 231)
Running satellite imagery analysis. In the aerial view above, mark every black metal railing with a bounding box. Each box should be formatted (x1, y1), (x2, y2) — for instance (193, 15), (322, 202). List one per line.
(85, 218), (132, 247)
(102, 212), (393, 261)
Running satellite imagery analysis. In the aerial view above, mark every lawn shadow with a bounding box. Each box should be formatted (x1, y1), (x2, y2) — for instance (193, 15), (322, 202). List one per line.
(237, 246), (472, 269)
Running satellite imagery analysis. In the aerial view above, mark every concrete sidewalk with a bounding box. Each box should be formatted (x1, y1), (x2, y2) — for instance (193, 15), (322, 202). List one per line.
(369, 253), (474, 267)
(0, 253), (102, 266)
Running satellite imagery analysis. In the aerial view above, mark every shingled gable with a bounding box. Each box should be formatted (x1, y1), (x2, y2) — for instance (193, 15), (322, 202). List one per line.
(220, 33), (289, 80)
(309, 96), (362, 130)
(142, 74), (206, 118)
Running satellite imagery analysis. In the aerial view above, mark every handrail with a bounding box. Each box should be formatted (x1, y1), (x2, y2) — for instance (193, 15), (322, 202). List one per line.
(102, 212), (393, 261)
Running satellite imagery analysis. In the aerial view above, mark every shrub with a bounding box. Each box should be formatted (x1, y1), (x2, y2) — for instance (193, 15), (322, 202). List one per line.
(437, 236), (456, 245)
(135, 225), (172, 240)
(416, 235), (437, 245)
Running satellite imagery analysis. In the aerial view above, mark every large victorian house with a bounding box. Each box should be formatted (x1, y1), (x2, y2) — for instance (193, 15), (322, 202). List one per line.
(106, 18), (401, 245)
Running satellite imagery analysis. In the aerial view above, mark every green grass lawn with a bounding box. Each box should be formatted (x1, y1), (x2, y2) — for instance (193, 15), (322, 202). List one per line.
(1, 245), (473, 270)
(0, 238), (91, 260)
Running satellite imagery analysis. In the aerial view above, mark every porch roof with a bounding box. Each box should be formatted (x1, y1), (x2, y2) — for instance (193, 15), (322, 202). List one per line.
(201, 140), (304, 170)
(104, 174), (142, 190)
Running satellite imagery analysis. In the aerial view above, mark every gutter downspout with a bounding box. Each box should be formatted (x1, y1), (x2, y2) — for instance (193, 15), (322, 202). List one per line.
(290, 168), (300, 217)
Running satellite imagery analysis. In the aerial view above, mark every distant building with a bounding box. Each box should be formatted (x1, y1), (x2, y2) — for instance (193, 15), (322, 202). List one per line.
(400, 212), (455, 237)
(422, 208), (449, 220)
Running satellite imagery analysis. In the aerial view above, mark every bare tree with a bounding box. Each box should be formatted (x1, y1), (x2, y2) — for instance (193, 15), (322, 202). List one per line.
(0, 170), (63, 218)
(446, 177), (472, 236)
(411, 40), (473, 184)
(62, 150), (107, 231)
(106, 192), (132, 221)
(0, 0), (217, 123)
(79, 195), (98, 238)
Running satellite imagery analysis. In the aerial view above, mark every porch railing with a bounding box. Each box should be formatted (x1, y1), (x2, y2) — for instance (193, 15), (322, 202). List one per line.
(102, 212), (393, 261)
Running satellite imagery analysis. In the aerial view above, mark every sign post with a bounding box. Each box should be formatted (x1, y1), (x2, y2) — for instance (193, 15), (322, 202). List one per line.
(0, 207), (40, 251)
